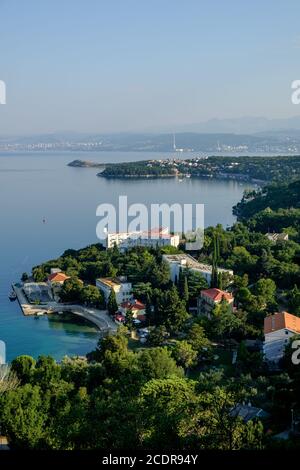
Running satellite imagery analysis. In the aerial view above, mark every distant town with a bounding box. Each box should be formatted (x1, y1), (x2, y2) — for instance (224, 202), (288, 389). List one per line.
(3, 131), (300, 153)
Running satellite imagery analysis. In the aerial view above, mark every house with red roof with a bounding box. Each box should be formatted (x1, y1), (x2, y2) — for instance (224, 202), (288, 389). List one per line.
(263, 311), (300, 363)
(119, 299), (146, 321)
(197, 288), (234, 318)
(47, 272), (70, 285)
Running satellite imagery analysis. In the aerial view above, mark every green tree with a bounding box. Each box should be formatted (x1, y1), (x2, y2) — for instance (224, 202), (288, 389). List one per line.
(80, 285), (104, 308)
(252, 278), (277, 310)
(32, 266), (45, 282)
(288, 285), (300, 315)
(154, 285), (189, 333)
(107, 289), (118, 315)
(33, 356), (61, 388)
(11, 355), (36, 384)
(137, 347), (183, 381)
(89, 330), (129, 363)
(182, 276), (189, 307)
(148, 325), (168, 346)
(171, 340), (197, 370)
(213, 301), (244, 343)
(0, 384), (47, 449)
(187, 323), (211, 358)
(59, 277), (83, 303)
(186, 270), (208, 299)
(131, 282), (152, 302)
(138, 376), (197, 448)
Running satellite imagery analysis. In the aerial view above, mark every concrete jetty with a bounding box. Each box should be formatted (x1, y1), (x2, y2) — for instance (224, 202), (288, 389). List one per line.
(12, 283), (117, 333)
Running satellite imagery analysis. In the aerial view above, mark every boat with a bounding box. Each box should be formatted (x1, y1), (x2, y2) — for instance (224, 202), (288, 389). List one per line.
(36, 311), (44, 316)
(8, 291), (17, 301)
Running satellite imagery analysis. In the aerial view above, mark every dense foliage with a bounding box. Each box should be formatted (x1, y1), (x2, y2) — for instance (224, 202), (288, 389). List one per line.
(0, 335), (267, 450)
(100, 156), (300, 182)
(5, 172), (300, 450)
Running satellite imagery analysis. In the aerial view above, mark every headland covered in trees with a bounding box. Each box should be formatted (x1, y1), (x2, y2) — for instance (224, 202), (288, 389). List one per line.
(68, 155), (300, 184)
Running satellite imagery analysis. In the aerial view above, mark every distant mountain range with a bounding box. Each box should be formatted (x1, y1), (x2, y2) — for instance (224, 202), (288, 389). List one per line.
(144, 115), (300, 135)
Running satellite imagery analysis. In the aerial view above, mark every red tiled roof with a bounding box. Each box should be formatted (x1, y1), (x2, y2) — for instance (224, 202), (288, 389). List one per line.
(201, 288), (233, 302)
(48, 272), (70, 283)
(115, 314), (125, 322)
(120, 300), (145, 310)
(136, 314), (146, 321)
(264, 312), (300, 335)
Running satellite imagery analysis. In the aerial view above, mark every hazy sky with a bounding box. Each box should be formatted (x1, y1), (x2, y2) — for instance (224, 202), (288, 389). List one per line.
(1, 0), (300, 134)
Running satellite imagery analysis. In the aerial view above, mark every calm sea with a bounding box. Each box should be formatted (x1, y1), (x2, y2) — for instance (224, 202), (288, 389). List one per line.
(0, 151), (252, 361)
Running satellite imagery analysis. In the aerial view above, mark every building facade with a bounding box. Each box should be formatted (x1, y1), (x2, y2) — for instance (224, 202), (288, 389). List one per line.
(96, 277), (133, 305)
(263, 311), (300, 363)
(105, 227), (180, 250)
(197, 288), (234, 317)
(162, 253), (233, 285)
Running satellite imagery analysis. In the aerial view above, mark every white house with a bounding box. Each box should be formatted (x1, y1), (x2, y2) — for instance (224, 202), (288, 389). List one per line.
(105, 227), (180, 251)
(263, 311), (300, 363)
(266, 233), (289, 243)
(162, 253), (233, 285)
(96, 276), (133, 305)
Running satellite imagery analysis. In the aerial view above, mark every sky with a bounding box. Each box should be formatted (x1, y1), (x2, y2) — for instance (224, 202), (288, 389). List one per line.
(1, 0), (300, 134)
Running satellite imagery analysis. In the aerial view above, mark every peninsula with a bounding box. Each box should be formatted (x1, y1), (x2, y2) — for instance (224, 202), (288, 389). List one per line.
(68, 155), (300, 184)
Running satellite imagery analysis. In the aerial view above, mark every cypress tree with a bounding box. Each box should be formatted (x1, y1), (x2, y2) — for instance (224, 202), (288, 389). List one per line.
(107, 289), (118, 315)
(183, 275), (189, 308)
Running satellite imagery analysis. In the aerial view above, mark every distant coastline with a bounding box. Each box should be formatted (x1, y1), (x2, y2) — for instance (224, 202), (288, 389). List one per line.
(68, 159), (105, 168)
(66, 155), (300, 184)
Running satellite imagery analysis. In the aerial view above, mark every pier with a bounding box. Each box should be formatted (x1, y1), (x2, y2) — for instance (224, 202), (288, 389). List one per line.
(12, 284), (117, 333)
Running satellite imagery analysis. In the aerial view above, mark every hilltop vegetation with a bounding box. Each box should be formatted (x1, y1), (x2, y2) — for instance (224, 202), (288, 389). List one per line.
(234, 179), (300, 222)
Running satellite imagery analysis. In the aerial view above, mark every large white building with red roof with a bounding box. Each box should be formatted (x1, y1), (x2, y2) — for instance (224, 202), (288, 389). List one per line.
(197, 288), (234, 317)
(263, 311), (300, 363)
(105, 227), (180, 250)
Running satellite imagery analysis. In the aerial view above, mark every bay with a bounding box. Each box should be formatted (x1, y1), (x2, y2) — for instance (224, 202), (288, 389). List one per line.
(0, 151), (252, 361)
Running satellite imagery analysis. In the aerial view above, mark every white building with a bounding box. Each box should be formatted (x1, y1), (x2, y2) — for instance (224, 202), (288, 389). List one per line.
(96, 276), (133, 305)
(266, 233), (289, 243)
(105, 227), (180, 251)
(263, 311), (300, 363)
(162, 253), (233, 285)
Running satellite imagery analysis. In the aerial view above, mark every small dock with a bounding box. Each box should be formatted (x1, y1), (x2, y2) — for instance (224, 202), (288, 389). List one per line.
(12, 284), (117, 333)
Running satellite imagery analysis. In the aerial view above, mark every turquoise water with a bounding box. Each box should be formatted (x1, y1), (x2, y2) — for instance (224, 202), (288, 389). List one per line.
(0, 151), (251, 361)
